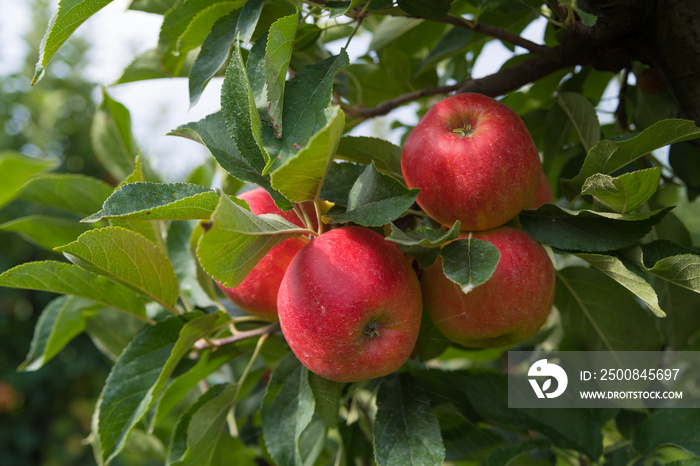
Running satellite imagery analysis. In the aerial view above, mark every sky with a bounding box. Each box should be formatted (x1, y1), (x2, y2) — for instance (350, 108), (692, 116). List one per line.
(0, 0), (555, 181)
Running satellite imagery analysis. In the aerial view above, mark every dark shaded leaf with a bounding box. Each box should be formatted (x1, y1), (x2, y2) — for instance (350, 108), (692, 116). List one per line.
(374, 373), (445, 466)
(555, 267), (664, 351)
(440, 237), (500, 294)
(329, 164), (419, 227)
(520, 204), (672, 252)
(19, 296), (102, 371)
(261, 354), (315, 466)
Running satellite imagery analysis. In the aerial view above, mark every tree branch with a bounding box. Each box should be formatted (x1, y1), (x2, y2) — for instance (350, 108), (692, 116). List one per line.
(343, 55), (569, 120)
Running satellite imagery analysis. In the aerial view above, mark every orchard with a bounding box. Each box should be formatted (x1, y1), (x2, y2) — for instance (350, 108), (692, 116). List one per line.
(2, 1), (700, 465)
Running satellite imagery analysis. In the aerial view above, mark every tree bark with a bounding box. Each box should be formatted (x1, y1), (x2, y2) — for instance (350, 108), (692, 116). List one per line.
(580, 0), (700, 126)
(641, 0), (700, 125)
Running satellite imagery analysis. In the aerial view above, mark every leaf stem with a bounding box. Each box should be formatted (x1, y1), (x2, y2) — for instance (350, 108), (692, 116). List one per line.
(227, 332), (270, 436)
(179, 292), (193, 314)
(293, 203), (316, 235)
(232, 332), (268, 402)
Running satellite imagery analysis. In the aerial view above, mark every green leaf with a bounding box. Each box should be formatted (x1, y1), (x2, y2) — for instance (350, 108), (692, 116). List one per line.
(176, 2), (242, 62)
(398, 0), (452, 20)
(108, 218), (161, 246)
(170, 113), (290, 208)
(669, 141), (700, 196)
(582, 167), (661, 213)
(261, 354), (315, 466)
(85, 182), (218, 222)
(542, 102), (574, 174)
(562, 119), (700, 197)
(96, 312), (230, 465)
(167, 383), (238, 466)
(270, 106), (345, 202)
(152, 346), (239, 429)
(655, 280), (700, 350)
(19, 295), (102, 371)
(189, 10), (240, 107)
(19, 173), (114, 216)
(369, 16), (422, 51)
(555, 267), (664, 351)
(115, 49), (175, 84)
(440, 236), (501, 294)
(456, 371), (603, 459)
(158, 0), (243, 76)
(575, 252), (665, 317)
(558, 91), (600, 152)
(628, 241), (700, 294)
(0, 215), (92, 250)
(633, 409), (700, 457)
(263, 13), (298, 138)
(0, 261), (147, 320)
(84, 308), (147, 361)
(326, 0), (352, 17)
(519, 204), (672, 252)
(166, 220), (219, 309)
(55, 226), (180, 310)
(488, 438), (551, 466)
(307, 372), (341, 428)
(335, 136), (403, 181)
(32, 0), (114, 84)
(196, 193), (304, 287)
(374, 373), (445, 466)
(416, 26), (473, 76)
(235, 0), (266, 43)
(221, 41), (269, 173)
(91, 88), (138, 182)
(319, 162), (365, 208)
(262, 51), (349, 173)
(128, 0), (173, 14)
(0, 151), (56, 210)
(329, 163), (419, 227)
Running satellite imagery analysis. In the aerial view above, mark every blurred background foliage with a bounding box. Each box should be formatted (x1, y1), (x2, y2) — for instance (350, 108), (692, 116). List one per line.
(0, 1), (112, 464)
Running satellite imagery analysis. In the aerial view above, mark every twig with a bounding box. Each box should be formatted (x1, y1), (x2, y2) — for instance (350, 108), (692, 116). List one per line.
(343, 55), (569, 120)
(440, 14), (561, 62)
(615, 67), (631, 131)
(544, 0), (568, 25)
(193, 322), (280, 350)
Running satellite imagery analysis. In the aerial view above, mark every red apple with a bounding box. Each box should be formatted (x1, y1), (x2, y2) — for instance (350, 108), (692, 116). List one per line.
(277, 226), (423, 382)
(524, 171), (554, 209)
(401, 93), (541, 231)
(216, 187), (316, 321)
(421, 226), (555, 347)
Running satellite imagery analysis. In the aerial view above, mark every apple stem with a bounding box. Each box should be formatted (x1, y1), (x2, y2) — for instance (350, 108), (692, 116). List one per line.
(312, 199), (324, 236)
(363, 322), (381, 339)
(452, 122), (475, 137)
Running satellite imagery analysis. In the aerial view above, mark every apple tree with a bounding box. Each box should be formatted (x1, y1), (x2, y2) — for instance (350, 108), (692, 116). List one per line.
(3, 0), (700, 465)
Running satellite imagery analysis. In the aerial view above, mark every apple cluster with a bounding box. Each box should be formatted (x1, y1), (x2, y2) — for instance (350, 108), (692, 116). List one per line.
(402, 93), (556, 349)
(217, 93), (556, 383)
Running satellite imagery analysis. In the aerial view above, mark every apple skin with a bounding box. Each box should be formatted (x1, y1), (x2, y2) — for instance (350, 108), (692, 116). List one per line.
(421, 226), (555, 348)
(401, 93), (541, 231)
(277, 226), (423, 382)
(216, 188), (315, 321)
(524, 171), (554, 209)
